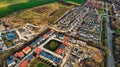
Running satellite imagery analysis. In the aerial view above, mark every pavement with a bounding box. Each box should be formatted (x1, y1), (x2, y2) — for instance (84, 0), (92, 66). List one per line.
(16, 29), (28, 41)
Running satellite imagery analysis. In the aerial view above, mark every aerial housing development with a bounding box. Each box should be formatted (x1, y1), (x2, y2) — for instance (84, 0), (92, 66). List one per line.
(0, 0), (119, 67)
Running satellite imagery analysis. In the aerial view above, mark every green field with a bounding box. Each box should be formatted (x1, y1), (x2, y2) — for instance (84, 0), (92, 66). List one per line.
(0, 0), (28, 8)
(44, 40), (61, 51)
(0, 0), (56, 18)
(37, 63), (47, 67)
(64, 0), (86, 4)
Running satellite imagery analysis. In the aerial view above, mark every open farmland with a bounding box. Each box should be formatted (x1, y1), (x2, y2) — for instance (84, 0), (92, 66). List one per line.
(0, 0), (85, 18)
(0, 0), (57, 18)
(0, 0), (28, 8)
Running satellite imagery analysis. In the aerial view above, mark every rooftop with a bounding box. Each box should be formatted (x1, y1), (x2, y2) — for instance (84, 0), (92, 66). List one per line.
(35, 47), (41, 53)
(19, 60), (28, 67)
(14, 51), (24, 58)
(22, 46), (31, 54)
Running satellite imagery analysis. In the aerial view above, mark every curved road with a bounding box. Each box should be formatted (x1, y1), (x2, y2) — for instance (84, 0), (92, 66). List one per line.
(104, 0), (114, 67)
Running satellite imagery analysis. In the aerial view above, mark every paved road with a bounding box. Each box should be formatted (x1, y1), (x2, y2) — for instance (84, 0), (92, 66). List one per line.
(104, 0), (114, 67)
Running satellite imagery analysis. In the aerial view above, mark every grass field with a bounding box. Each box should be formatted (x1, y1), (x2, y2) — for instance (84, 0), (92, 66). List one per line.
(0, 0), (56, 18)
(64, 0), (86, 5)
(44, 40), (61, 51)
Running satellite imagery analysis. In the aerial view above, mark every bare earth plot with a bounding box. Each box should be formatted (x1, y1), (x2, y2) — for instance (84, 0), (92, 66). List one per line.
(3, 3), (73, 28)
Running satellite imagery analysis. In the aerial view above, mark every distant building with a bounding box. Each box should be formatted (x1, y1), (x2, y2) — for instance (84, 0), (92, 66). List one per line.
(5, 31), (16, 41)
(6, 59), (16, 67)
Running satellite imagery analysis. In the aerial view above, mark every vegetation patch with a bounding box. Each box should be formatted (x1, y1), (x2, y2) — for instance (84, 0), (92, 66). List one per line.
(29, 58), (56, 67)
(98, 9), (104, 14)
(37, 62), (47, 67)
(64, 0), (86, 4)
(44, 39), (61, 51)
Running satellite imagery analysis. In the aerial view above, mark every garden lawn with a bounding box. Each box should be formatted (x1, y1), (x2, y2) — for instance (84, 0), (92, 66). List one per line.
(44, 40), (61, 51)
(37, 62), (47, 67)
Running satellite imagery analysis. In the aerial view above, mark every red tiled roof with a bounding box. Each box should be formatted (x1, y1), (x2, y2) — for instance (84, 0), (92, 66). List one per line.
(18, 52), (24, 57)
(19, 60), (28, 67)
(23, 46), (31, 52)
(63, 41), (68, 46)
(14, 51), (24, 58)
(35, 47), (41, 53)
(56, 48), (63, 55)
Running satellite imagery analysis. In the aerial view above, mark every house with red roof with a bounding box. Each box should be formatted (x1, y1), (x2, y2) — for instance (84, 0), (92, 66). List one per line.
(63, 41), (68, 46)
(35, 47), (41, 54)
(14, 51), (24, 58)
(19, 60), (28, 67)
(56, 48), (63, 55)
(43, 34), (47, 39)
(22, 46), (31, 54)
